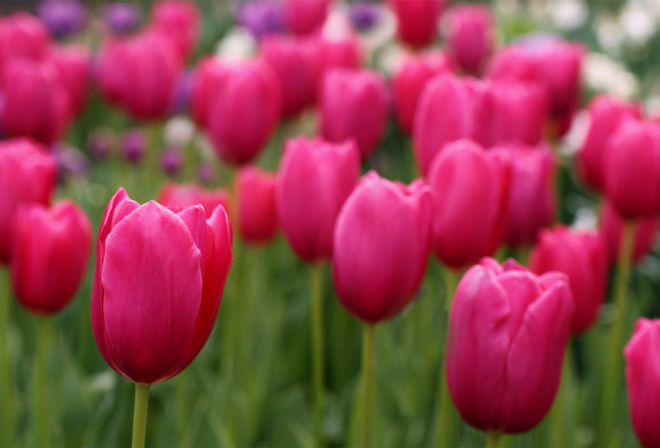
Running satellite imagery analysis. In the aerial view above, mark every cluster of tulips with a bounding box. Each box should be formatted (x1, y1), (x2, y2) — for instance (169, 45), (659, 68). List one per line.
(2, 0), (660, 447)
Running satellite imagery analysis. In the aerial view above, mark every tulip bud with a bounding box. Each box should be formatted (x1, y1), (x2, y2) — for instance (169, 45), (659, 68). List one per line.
(319, 68), (389, 160)
(320, 33), (363, 72)
(390, 0), (445, 48)
(235, 0), (284, 40)
(625, 318), (660, 448)
(600, 200), (659, 265)
(529, 225), (607, 334)
(160, 147), (183, 177)
(0, 13), (50, 68)
(10, 200), (91, 314)
(91, 188), (233, 384)
(447, 258), (573, 433)
(603, 119), (660, 220)
(444, 4), (494, 75)
(428, 139), (510, 270)
(157, 182), (232, 220)
(88, 128), (114, 160)
(236, 165), (278, 245)
(276, 137), (360, 263)
(46, 44), (91, 116)
(149, 0), (200, 62)
(284, 0), (332, 36)
(121, 129), (147, 164)
(332, 171), (432, 323)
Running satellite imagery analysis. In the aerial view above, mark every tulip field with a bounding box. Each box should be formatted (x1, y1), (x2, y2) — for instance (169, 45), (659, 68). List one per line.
(4, 0), (660, 447)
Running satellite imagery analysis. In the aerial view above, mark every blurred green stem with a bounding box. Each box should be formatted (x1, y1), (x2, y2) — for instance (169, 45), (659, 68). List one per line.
(176, 373), (188, 443)
(311, 264), (325, 447)
(362, 324), (375, 448)
(551, 351), (572, 447)
(486, 432), (500, 448)
(35, 317), (51, 447)
(0, 268), (14, 447)
(132, 384), (151, 448)
(599, 220), (635, 446)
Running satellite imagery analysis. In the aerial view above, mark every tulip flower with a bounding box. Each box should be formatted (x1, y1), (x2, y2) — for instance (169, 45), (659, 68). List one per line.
(284, 0), (332, 35)
(447, 258), (573, 434)
(149, 0), (200, 62)
(319, 68), (389, 160)
(0, 138), (57, 264)
(0, 13), (50, 68)
(392, 51), (455, 134)
(10, 200), (91, 314)
(428, 139), (510, 270)
(320, 33), (363, 73)
(444, 4), (494, 75)
(157, 182), (232, 220)
(37, 0), (87, 40)
(600, 200), (659, 265)
(577, 95), (640, 193)
(236, 166), (278, 245)
(625, 318), (660, 448)
(235, 0), (284, 40)
(529, 226), (607, 335)
(103, 2), (141, 36)
(46, 44), (91, 116)
(390, 0), (445, 48)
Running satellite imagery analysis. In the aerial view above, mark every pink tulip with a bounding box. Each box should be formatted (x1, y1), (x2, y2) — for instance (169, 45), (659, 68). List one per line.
(320, 33), (363, 72)
(276, 137), (360, 263)
(600, 200), (659, 265)
(428, 139), (510, 270)
(447, 258), (573, 433)
(390, 0), (445, 48)
(91, 188), (233, 384)
(625, 318), (660, 448)
(0, 13), (50, 68)
(392, 51), (455, 134)
(189, 57), (225, 128)
(157, 182), (232, 220)
(332, 171), (432, 323)
(284, 0), (332, 35)
(319, 68), (389, 160)
(236, 166), (278, 245)
(445, 4), (494, 74)
(0, 138), (57, 264)
(46, 44), (91, 117)
(149, 0), (200, 61)
(10, 200), (91, 314)
(530, 226), (607, 335)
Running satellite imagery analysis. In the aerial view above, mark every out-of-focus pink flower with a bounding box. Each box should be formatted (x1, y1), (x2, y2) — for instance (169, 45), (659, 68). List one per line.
(0, 13), (50, 69)
(390, 0), (445, 48)
(45, 44), (91, 116)
(600, 200), (659, 265)
(149, 0), (200, 61)
(157, 182), (232, 220)
(444, 4), (494, 74)
(236, 165), (278, 245)
(284, 0), (332, 35)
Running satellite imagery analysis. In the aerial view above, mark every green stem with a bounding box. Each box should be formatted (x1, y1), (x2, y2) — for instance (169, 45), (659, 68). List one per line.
(551, 351), (572, 447)
(131, 384), (151, 448)
(34, 317), (51, 447)
(176, 373), (188, 443)
(486, 432), (500, 448)
(362, 324), (375, 448)
(599, 221), (635, 446)
(442, 269), (460, 312)
(311, 264), (325, 447)
(0, 268), (14, 447)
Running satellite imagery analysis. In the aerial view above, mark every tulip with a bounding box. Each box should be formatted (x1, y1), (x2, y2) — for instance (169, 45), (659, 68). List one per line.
(600, 200), (659, 265)
(392, 51), (455, 134)
(445, 4), (494, 75)
(149, 0), (200, 62)
(157, 182), (232, 220)
(189, 57), (224, 128)
(625, 318), (660, 448)
(390, 0), (445, 48)
(0, 139), (57, 264)
(319, 68), (389, 160)
(10, 200), (91, 314)
(496, 143), (555, 248)
(577, 95), (640, 193)
(37, 0), (87, 40)
(428, 139), (510, 270)
(320, 33), (363, 72)
(103, 2), (141, 35)
(261, 35), (322, 117)
(160, 147), (183, 177)
(447, 257), (574, 433)
(284, 0), (332, 35)
(121, 129), (147, 164)
(235, 0), (284, 40)
(276, 137), (360, 263)
(0, 13), (50, 68)
(529, 225), (607, 334)
(236, 166), (278, 245)
(46, 44), (91, 116)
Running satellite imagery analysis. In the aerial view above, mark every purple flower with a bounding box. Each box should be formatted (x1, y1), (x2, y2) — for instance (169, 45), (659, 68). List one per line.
(53, 143), (88, 180)
(121, 129), (146, 164)
(197, 163), (215, 185)
(87, 128), (114, 160)
(170, 70), (192, 116)
(235, 0), (284, 40)
(161, 147), (183, 176)
(348, 2), (381, 32)
(38, 0), (87, 40)
(103, 2), (141, 36)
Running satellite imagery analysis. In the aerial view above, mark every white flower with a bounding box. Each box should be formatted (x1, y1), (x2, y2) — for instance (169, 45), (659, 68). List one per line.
(215, 27), (257, 63)
(583, 52), (639, 99)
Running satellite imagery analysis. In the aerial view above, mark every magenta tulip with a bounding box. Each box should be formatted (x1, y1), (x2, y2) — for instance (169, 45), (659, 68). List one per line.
(0, 13), (50, 68)
(284, 0), (332, 35)
(625, 318), (660, 448)
(600, 200), (659, 265)
(332, 171), (432, 323)
(428, 139), (510, 270)
(236, 166), (278, 245)
(157, 182), (232, 220)
(320, 33), (363, 72)
(189, 56), (225, 128)
(447, 257), (573, 433)
(276, 137), (360, 263)
(10, 200), (91, 314)
(91, 188), (232, 385)
(46, 44), (91, 117)
(319, 68), (389, 160)
(390, 0), (445, 48)
(530, 225), (607, 335)
(445, 4), (494, 74)
(149, 0), (200, 62)
(0, 138), (57, 264)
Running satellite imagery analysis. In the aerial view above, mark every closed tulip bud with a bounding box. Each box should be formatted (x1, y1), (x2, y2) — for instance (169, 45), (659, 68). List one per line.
(603, 119), (660, 220)
(149, 0), (200, 62)
(160, 147), (183, 177)
(0, 13), (50, 68)
(0, 138), (57, 263)
(530, 226), (607, 334)
(320, 34), (363, 72)
(10, 200), (91, 314)
(392, 51), (455, 134)
(332, 172), (432, 323)
(577, 95), (641, 193)
(261, 35), (322, 118)
(157, 182), (232, 220)
(319, 68), (389, 160)
(189, 57), (223, 128)
(91, 188), (233, 384)
(46, 44), (92, 116)
(429, 139), (510, 270)
(390, 0), (445, 48)
(276, 137), (360, 263)
(121, 129), (147, 164)
(236, 165), (278, 245)
(444, 4), (494, 75)
(495, 143), (555, 248)
(600, 200), (659, 265)
(284, 0), (332, 36)
(447, 257), (573, 433)
(625, 318), (660, 448)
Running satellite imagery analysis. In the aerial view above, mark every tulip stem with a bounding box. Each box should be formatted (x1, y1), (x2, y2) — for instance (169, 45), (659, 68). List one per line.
(599, 220), (635, 445)
(311, 264), (325, 446)
(34, 317), (51, 447)
(486, 432), (500, 448)
(362, 324), (375, 448)
(131, 384), (151, 448)
(0, 268), (15, 447)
